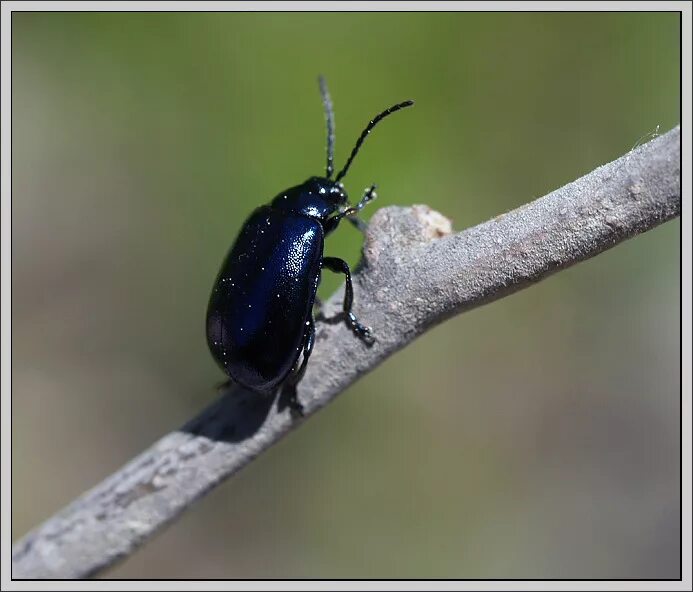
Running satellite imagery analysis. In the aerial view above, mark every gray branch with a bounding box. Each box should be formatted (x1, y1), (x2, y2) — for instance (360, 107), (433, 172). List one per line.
(12, 126), (681, 579)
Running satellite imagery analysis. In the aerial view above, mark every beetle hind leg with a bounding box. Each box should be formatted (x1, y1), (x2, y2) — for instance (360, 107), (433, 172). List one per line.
(215, 378), (234, 393)
(282, 317), (316, 416)
(321, 256), (374, 344)
(313, 295), (325, 320)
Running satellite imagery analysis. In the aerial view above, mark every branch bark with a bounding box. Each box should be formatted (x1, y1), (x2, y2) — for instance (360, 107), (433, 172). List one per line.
(12, 126), (681, 579)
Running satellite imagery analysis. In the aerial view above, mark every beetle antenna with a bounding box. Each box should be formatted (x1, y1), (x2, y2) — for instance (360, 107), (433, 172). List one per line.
(318, 75), (336, 180)
(334, 99), (414, 183)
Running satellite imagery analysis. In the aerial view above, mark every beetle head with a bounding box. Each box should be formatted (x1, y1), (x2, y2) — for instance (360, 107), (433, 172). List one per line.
(313, 176), (349, 205)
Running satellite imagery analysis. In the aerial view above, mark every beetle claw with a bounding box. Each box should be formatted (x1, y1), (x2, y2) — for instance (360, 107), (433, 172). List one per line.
(361, 327), (376, 346)
(348, 315), (375, 345)
(289, 397), (305, 417)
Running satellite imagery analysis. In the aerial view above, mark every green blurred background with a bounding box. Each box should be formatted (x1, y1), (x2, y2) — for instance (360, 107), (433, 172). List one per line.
(12, 12), (680, 579)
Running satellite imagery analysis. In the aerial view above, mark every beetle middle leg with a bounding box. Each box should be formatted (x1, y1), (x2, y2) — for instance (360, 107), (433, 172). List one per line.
(321, 256), (374, 343)
(283, 317), (316, 416)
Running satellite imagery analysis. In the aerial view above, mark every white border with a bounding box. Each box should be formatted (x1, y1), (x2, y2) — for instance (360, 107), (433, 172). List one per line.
(1, 0), (13, 590)
(680, 3), (692, 590)
(0, 1), (690, 12)
(1, 2), (690, 591)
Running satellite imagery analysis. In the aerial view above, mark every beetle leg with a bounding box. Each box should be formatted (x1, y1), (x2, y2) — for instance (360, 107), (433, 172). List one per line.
(342, 184), (377, 220)
(284, 317), (316, 416)
(292, 317), (316, 385)
(346, 216), (368, 233)
(321, 256), (374, 344)
(313, 295), (329, 323)
(215, 378), (233, 393)
(324, 184), (377, 235)
(357, 184), (378, 209)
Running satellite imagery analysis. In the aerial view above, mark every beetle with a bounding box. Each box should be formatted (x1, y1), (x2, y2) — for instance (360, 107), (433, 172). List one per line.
(206, 76), (414, 414)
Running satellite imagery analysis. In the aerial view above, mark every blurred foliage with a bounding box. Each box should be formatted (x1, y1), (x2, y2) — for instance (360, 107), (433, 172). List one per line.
(12, 12), (680, 578)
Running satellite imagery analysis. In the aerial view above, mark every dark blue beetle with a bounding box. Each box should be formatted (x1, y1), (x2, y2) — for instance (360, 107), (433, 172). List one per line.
(207, 77), (413, 414)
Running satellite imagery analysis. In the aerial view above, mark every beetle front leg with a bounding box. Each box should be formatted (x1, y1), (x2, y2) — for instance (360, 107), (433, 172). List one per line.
(345, 216), (369, 233)
(344, 184), (377, 233)
(324, 184), (377, 235)
(321, 256), (374, 344)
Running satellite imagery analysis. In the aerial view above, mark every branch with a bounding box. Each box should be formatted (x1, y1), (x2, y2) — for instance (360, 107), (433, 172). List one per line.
(12, 126), (681, 579)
